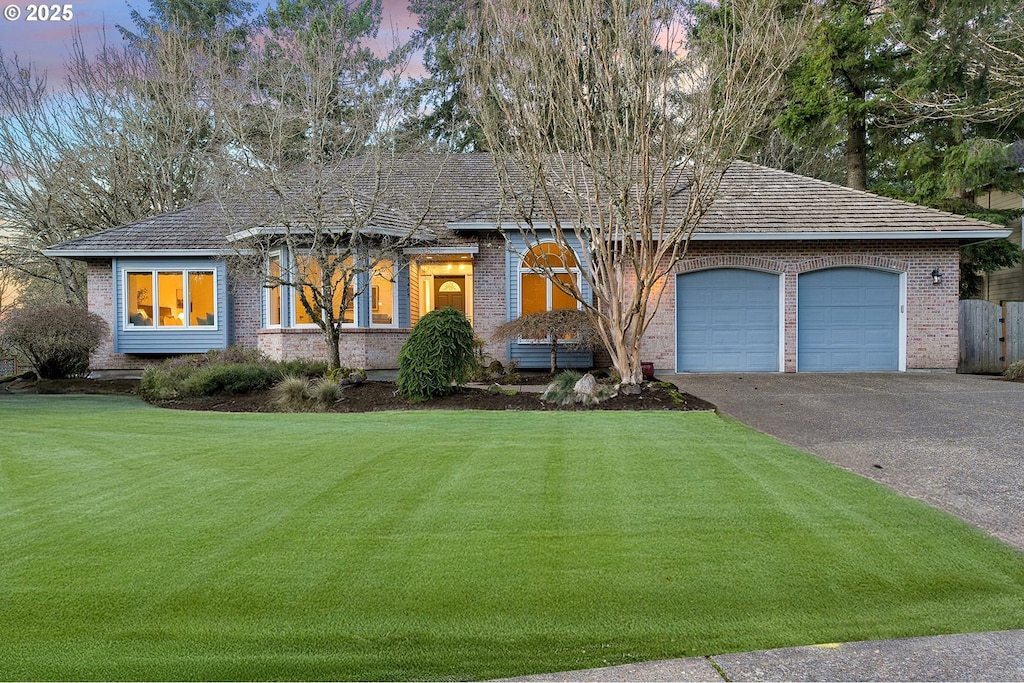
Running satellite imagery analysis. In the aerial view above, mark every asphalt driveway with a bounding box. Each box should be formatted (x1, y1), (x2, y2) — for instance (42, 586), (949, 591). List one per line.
(667, 372), (1024, 550)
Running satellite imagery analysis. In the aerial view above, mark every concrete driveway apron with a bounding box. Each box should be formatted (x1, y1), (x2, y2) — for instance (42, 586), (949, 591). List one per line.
(667, 372), (1024, 550)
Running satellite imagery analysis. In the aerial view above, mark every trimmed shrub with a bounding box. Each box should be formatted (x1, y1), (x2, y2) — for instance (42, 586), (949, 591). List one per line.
(278, 358), (330, 378)
(138, 348), (352, 402)
(397, 307), (477, 401)
(180, 363), (277, 397)
(0, 305), (108, 379)
(139, 363), (197, 400)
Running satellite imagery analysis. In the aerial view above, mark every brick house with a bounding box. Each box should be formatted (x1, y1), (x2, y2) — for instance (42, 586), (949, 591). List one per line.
(46, 154), (1009, 373)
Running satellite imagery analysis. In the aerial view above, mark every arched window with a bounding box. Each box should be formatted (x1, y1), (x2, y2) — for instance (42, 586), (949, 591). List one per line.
(520, 242), (580, 316)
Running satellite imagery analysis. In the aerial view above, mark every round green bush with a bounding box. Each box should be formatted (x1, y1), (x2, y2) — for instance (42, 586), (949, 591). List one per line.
(397, 307), (477, 401)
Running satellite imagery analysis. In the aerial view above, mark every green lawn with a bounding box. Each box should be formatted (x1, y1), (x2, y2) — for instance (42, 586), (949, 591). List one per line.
(2, 395), (1023, 681)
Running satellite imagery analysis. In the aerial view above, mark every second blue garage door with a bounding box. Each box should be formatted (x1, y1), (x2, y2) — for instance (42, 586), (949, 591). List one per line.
(798, 268), (900, 372)
(676, 269), (780, 372)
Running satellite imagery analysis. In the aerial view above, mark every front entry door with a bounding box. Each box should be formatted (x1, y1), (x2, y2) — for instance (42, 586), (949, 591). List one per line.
(434, 276), (466, 313)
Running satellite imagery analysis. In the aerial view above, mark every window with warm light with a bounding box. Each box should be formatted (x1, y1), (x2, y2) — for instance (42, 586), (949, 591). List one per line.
(519, 242), (581, 339)
(293, 255), (355, 326)
(267, 254), (282, 326)
(371, 259), (396, 326)
(125, 269), (216, 329)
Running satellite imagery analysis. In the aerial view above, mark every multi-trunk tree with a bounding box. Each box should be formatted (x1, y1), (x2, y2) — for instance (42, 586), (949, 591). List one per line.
(458, 0), (811, 384)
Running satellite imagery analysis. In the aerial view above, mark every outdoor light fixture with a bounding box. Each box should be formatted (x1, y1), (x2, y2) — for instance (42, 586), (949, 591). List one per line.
(931, 268), (943, 285)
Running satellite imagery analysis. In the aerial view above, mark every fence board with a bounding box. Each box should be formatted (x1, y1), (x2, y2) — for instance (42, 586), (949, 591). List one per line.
(1005, 302), (1024, 366)
(959, 300), (1003, 374)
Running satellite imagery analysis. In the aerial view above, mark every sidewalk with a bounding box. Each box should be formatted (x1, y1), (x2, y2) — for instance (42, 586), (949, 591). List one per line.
(498, 629), (1024, 681)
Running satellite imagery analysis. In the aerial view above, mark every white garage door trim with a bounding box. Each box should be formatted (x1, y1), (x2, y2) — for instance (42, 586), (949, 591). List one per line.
(795, 267), (907, 372)
(675, 268), (784, 373)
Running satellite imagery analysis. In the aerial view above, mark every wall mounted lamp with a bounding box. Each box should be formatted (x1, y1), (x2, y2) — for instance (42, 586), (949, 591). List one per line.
(931, 268), (943, 285)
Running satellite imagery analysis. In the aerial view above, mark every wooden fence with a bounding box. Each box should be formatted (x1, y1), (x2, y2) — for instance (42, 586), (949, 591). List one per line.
(959, 300), (1024, 373)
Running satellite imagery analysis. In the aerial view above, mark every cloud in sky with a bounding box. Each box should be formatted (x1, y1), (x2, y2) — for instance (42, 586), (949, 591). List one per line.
(0, 0), (421, 82)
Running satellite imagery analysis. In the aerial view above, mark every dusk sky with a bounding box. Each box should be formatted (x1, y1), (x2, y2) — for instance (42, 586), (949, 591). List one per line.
(0, 0), (420, 83)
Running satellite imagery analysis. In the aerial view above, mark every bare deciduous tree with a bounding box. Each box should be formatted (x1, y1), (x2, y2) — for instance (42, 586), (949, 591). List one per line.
(210, 0), (434, 370)
(460, 0), (811, 383)
(0, 26), (227, 305)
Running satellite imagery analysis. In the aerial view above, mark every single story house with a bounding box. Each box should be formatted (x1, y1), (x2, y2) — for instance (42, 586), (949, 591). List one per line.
(46, 153), (1010, 373)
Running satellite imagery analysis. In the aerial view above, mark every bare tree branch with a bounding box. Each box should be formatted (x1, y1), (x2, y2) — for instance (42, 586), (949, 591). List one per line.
(460, 0), (811, 383)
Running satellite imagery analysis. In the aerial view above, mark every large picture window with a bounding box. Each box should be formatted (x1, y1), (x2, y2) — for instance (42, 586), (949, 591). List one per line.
(126, 269), (216, 329)
(293, 256), (356, 326)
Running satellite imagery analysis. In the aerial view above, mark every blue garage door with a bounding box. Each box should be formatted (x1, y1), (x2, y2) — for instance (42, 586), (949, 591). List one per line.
(676, 269), (780, 372)
(798, 268), (900, 372)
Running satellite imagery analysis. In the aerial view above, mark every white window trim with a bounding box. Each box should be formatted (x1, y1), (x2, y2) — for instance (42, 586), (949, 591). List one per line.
(265, 252), (284, 328)
(369, 264), (400, 329)
(122, 268), (219, 332)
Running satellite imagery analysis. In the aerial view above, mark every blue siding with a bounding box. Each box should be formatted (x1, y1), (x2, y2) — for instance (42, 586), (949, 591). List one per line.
(676, 269), (781, 372)
(798, 268), (899, 372)
(396, 265), (411, 328)
(505, 234), (594, 369)
(356, 269), (370, 328)
(510, 344), (593, 369)
(114, 258), (229, 354)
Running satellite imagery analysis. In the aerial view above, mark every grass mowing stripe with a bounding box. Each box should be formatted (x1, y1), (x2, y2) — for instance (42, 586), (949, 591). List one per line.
(1, 395), (1023, 680)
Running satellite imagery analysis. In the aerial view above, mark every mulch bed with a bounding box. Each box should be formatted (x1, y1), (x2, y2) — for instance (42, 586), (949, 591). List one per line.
(3, 374), (716, 413)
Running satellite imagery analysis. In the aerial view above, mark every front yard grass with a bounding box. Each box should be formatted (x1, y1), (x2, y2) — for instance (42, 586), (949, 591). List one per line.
(2, 395), (1023, 681)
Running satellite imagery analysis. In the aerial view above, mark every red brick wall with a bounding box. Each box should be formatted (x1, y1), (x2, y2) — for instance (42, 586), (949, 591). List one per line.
(84, 238), (961, 374)
(257, 327), (410, 368)
(230, 278), (262, 349)
(471, 234), (509, 364)
(644, 240), (960, 372)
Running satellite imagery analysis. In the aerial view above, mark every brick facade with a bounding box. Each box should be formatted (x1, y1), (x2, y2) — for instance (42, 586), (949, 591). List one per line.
(87, 259), (169, 372)
(256, 327), (411, 368)
(84, 239), (961, 374)
(470, 234), (509, 364)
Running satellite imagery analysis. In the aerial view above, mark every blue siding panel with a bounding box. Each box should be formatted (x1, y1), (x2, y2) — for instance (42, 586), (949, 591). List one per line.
(510, 344), (593, 369)
(676, 269), (781, 372)
(114, 258), (230, 355)
(797, 268), (899, 372)
(397, 266), (410, 328)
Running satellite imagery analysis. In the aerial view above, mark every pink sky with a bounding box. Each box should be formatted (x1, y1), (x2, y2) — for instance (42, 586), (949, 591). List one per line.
(0, 0), (420, 83)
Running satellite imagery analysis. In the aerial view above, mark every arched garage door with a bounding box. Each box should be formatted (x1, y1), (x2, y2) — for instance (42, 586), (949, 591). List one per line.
(798, 268), (900, 372)
(676, 269), (780, 372)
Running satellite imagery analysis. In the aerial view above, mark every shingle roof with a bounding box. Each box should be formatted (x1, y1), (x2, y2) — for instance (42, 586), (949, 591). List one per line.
(693, 162), (1005, 234)
(47, 154), (1006, 256)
